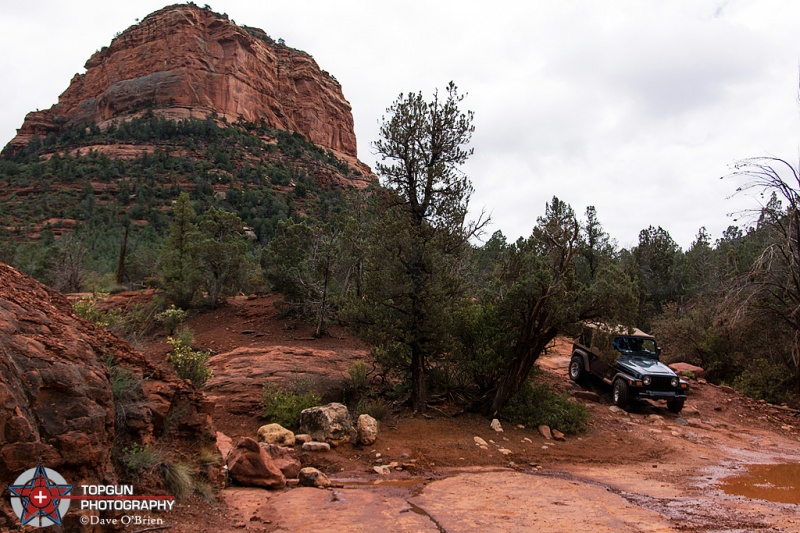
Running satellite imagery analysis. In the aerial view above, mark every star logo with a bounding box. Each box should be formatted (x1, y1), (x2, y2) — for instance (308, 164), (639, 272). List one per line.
(8, 466), (72, 527)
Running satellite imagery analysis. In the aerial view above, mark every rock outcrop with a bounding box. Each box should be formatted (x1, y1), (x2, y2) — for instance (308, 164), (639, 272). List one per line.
(0, 262), (214, 526)
(9, 4), (358, 158)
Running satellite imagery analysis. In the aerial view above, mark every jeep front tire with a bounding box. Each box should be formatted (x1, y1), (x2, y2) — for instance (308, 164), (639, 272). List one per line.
(612, 378), (630, 408)
(667, 398), (684, 414)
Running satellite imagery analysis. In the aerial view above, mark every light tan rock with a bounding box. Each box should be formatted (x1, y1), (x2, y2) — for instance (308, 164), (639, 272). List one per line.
(257, 423), (296, 447)
(357, 414), (379, 446)
(298, 467), (332, 488)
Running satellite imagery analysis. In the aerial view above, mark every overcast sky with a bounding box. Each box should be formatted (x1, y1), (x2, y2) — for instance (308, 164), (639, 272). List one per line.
(2, 1), (799, 249)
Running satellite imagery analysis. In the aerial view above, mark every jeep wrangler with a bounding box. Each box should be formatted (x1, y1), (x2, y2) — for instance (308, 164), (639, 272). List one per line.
(569, 323), (688, 413)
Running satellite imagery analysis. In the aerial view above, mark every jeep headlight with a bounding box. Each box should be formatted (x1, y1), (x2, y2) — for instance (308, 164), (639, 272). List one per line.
(670, 377), (679, 388)
(643, 376), (652, 386)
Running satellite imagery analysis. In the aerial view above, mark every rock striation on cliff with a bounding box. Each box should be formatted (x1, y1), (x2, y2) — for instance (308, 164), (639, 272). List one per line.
(9, 3), (358, 158)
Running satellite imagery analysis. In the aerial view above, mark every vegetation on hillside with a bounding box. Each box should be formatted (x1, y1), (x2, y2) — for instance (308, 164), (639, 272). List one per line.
(1, 89), (798, 415)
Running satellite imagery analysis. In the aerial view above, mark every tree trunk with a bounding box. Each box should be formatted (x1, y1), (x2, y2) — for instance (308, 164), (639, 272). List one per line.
(116, 225), (129, 285)
(489, 327), (558, 417)
(411, 343), (427, 412)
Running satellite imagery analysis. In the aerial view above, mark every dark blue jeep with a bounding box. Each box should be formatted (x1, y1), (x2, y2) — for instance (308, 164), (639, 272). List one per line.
(569, 323), (689, 413)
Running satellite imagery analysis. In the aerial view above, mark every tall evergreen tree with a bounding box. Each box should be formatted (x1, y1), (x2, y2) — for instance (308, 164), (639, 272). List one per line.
(161, 192), (201, 308)
(348, 83), (486, 411)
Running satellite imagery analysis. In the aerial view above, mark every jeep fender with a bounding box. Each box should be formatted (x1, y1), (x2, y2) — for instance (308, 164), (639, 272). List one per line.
(604, 371), (637, 386)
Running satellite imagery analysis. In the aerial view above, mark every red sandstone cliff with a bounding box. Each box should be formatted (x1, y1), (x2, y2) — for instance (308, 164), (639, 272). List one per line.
(9, 4), (358, 158)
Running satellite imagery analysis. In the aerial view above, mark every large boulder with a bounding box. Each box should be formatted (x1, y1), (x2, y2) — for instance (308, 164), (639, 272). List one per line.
(299, 403), (355, 447)
(226, 437), (285, 489)
(257, 423), (295, 447)
(260, 443), (301, 479)
(356, 414), (379, 446)
(669, 362), (705, 379)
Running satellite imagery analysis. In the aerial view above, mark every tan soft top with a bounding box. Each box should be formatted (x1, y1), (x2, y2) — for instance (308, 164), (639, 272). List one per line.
(584, 322), (653, 338)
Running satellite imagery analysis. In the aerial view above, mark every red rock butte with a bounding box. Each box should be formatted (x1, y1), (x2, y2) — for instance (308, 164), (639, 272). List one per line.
(9, 4), (358, 158)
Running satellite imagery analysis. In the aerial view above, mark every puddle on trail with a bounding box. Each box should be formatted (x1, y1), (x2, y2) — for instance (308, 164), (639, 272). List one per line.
(719, 464), (800, 505)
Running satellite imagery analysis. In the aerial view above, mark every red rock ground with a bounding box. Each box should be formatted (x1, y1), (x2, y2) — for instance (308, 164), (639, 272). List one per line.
(130, 295), (800, 532)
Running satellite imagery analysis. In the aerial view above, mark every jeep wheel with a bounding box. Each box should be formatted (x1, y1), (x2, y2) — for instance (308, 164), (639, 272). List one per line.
(569, 355), (586, 383)
(612, 379), (629, 408)
(667, 398), (684, 414)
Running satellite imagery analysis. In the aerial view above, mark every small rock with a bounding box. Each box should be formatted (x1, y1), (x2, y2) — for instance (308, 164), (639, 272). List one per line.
(572, 390), (601, 402)
(782, 425), (793, 431)
(295, 434), (312, 444)
(551, 429), (566, 442)
(516, 424), (525, 429)
(523, 437), (532, 443)
(491, 419), (504, 432)
(401, 453), (410, 459)
(538, 425), (552, 440)
(498, 448), (513, 455)
(646, 414), (664, 421)
(479, 445), (489, 451)
(373, 465), (392, 475)
(298, 467), (331, 488)
(608, 406), (624, 414)
(474, 436), (488, 446)
(697, 378), (708, 384)
(375, 452), (382, 458)
(674, 418), (688, 426)
(719, 385), (735, 394)
(302, 441), (331, 452)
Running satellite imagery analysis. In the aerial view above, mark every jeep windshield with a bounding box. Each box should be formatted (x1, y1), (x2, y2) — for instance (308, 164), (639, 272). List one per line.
(613, 336), (658, 357)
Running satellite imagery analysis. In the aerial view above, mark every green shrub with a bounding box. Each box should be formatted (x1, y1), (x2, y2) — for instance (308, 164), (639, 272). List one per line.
(347, 360), (368, 390)
(356, 397), (390, 421)
(167, 337), (213, 387)
(260, 382), (321, 429)
(120, 443), (162, 479)
(502, 378), (589, 435)
(156, 305), (188, 334)
(733, 358), (793, 404)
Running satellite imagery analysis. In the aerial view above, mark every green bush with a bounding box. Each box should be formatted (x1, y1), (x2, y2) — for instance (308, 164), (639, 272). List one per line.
(167, 337), (213, 387)
(356, 397), (390, 421)
(260, 382), (321, 429)
(502, 378), (589, 435)
(733, 358), (794, 405)
(347, 360), (368, 390)
(156, 305), (188, 334)
(120, 443), (162, 479)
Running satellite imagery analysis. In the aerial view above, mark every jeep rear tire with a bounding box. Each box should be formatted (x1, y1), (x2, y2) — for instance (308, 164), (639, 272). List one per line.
(569, 354), (586, 383)
(667, 398), (684, 414)
(612, 378), (630, 408)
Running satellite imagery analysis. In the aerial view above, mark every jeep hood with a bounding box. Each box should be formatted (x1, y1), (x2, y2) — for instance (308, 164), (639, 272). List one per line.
(617, 356), (675, 377)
